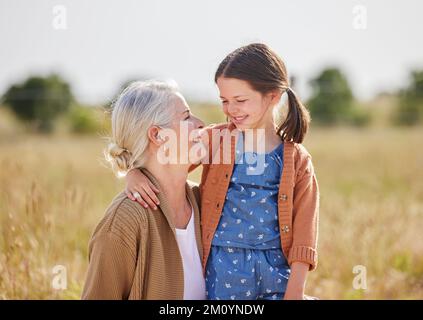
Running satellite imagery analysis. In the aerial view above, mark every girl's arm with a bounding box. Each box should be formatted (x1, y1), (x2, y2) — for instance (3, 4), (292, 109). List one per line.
(288, 154), (319, 270)
(125, 165), (200, 209)
(284, 152), (320, 300)
(283, 261), (309, 300)
(125, 168), (161, 209)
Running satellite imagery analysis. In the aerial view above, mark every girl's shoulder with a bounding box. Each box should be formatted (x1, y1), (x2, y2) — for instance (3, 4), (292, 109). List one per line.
(289, 142), (315, 177)
(292, 142), (312, 159)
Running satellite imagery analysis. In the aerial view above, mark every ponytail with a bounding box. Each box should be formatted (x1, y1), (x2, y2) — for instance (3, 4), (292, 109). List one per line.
(276, 87), (310, 144)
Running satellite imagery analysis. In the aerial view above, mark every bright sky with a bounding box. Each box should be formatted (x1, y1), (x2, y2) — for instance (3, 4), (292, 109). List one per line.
(1, 0), (422, 104)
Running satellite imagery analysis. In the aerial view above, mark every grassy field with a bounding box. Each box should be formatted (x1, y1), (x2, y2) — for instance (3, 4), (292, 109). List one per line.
(1, 117), (422, 299)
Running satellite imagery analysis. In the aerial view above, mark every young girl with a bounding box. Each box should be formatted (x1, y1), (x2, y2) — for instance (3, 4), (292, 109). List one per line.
(126, 43), (320, 300)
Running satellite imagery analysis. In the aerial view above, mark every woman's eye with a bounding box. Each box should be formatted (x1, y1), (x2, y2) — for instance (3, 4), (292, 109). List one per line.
(237, 100), (247, 103)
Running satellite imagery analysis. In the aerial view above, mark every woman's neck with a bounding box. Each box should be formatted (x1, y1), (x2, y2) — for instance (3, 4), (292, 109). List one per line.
(144, 160), (191, 227)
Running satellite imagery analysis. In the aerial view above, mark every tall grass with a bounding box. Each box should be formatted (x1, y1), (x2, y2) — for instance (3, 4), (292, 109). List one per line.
(0, 125), (422, 299)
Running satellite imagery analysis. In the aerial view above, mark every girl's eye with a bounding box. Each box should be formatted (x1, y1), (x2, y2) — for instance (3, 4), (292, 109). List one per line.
(185, 114), (191, 120)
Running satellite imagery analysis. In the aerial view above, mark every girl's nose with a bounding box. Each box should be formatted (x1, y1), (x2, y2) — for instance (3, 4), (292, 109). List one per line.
(227, 103), (239, 116)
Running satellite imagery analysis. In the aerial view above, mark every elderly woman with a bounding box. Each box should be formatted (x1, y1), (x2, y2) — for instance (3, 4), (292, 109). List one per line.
(82, 81), (206, 299)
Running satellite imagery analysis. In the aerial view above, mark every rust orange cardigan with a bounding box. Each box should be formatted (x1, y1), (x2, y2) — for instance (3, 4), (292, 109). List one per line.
(192, 122), (320, 272)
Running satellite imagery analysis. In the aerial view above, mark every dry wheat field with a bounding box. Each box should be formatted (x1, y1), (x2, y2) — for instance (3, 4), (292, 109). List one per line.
(0, 126), (422, 299)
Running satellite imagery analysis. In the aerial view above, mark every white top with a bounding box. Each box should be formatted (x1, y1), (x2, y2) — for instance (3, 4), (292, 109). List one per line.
(174, 200), (206, 300)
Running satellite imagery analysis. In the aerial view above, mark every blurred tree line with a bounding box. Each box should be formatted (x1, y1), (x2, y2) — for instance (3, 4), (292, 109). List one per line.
(1, 74), (105, 134)
(307, 68), (370, 126)
(2, 75), (73, 132)
(393, 71), (423, 125)
(1, 68), (423, 134)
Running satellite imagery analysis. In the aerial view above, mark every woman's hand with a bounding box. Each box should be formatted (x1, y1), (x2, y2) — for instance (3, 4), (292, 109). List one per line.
(125, 169), (160, 210)
(284, 261), (309, 300)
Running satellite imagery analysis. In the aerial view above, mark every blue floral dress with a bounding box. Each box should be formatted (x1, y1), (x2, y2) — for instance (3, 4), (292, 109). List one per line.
(205, 134), (290, 300)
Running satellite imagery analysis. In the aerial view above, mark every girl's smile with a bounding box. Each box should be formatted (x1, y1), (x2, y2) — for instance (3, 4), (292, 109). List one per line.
(231, 114), (249, 124)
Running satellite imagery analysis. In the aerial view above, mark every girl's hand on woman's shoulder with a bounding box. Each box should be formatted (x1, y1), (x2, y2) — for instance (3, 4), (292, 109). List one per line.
(125, 169), (160, 210)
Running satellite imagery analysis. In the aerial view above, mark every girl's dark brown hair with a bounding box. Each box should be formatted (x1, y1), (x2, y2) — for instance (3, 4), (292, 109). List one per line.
(215, 43), (310, 143)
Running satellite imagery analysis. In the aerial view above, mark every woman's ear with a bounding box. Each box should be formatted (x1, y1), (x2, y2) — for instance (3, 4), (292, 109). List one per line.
(147, 126), (163, 146)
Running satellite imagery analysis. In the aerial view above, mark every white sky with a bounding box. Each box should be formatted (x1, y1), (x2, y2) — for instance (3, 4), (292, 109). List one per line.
(0, 0), (422, 104)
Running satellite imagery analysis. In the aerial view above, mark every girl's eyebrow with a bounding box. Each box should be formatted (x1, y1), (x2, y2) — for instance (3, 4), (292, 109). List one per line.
(220, 95), (248, 99)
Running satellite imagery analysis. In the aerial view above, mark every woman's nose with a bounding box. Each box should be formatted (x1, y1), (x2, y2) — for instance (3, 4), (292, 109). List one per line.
(195, 116), (205, 129)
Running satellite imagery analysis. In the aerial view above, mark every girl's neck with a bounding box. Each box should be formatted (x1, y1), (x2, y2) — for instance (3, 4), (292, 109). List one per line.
(242, 118), (281, 153)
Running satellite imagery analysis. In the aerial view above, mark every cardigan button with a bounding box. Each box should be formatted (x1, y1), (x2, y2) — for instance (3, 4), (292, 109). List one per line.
(280, 194), (288, 201)
(282, 225), (290, 233)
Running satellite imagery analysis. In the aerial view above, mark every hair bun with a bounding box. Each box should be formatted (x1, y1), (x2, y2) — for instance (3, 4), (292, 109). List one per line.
(105, 142), (132, 174)
(108, 143), (130, 157)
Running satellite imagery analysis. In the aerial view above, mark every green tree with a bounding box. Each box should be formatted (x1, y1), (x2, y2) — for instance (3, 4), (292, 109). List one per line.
(2, 74), (73, 132)
(393, 70), (423, 125)
(68, 105), (102, 134)
(308, 68), (355, 125)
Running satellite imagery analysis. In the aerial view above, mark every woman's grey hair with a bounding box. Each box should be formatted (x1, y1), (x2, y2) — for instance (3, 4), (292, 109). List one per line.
(105, 80), (180, 176)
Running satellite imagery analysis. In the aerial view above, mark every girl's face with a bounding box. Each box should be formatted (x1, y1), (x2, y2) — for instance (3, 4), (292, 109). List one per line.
(216, 77), (279, 130)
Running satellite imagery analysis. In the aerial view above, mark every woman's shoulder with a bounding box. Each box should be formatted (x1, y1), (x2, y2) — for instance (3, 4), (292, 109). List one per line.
(90, 191), (149, 243)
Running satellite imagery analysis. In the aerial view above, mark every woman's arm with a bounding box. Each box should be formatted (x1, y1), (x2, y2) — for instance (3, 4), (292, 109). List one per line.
(81, 232), (137, 300)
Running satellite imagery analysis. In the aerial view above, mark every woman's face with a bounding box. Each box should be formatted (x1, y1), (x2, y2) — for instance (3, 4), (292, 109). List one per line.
(216, 77), (277, 130)
(158, 93), (206, 165)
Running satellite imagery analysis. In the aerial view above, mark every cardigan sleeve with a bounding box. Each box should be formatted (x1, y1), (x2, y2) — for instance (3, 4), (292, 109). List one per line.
(81, 232), (138, 299)
(288, 155), (320, 271)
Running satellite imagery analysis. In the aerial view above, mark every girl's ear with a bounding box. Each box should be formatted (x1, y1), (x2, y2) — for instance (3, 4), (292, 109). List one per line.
(265, 90), (282, 107)
(271, 90), (283, 104)
(147, 126), (163, 146)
